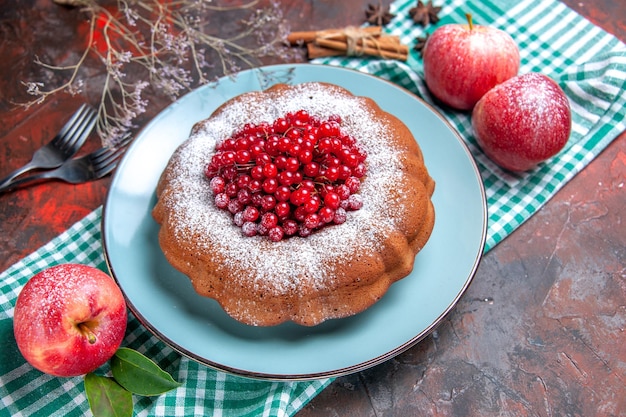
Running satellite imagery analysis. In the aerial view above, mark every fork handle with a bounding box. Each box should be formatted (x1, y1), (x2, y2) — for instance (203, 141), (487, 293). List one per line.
(0, 167), (63, 193)
(0, 161), (39, 191)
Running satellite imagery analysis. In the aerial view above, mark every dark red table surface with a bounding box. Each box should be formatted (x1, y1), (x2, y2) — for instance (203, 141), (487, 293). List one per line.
(1, 1), (624, 416)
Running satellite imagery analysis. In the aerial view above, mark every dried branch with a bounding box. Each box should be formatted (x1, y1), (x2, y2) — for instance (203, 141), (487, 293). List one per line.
(24, 0), (291, 146)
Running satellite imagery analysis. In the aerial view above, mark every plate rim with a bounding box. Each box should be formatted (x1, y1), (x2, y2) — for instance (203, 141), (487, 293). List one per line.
(102, 63), (487, 380)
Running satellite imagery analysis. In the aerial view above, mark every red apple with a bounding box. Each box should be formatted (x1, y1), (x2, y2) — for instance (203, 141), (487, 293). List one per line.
(13, 263), (127, 377)
(471, 72), (572, 172)
(422, 14), (520, 110)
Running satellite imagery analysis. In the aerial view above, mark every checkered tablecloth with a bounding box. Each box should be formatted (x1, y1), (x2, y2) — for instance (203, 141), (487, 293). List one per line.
(1, 0), (624, 416)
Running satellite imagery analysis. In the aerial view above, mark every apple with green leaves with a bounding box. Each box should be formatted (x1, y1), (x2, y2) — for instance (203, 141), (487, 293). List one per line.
(422, 14), (520, 110)
(13, 263), (127, 377)
(471, 72), (572, 172)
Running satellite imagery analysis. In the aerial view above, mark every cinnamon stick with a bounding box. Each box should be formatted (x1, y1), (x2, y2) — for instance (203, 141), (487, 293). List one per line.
(288, 26), (382, 45)
(306, 43), (345, 59)
(315, 38), (408, 61)
(357, 36), (408, 54)
(288, 26), (408, 61)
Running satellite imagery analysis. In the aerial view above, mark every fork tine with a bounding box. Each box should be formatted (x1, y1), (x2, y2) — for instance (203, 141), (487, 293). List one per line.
(94, 159), (120, 178)
(115, 132), (133, 149)
(88, 147), (112, 160)
(59, 106), (97, 154)
(94, 143), (129, 168)
(51, 104), (89, 147)
(93, 153), (122, 177)
(91, 133), (133, 163)
(93, 133), (132, 170)
(90, 148), (117, 166)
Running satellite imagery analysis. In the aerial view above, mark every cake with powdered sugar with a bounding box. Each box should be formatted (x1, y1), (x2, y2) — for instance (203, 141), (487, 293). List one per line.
(152, 82), (435, 326)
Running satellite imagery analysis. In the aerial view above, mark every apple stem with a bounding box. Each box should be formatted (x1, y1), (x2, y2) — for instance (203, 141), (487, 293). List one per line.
(466, 13), (474, 31)
(78, 323), (97, 344)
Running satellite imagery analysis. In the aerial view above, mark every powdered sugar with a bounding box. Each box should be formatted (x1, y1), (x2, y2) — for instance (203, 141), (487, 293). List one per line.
(160, 83), (410, 294)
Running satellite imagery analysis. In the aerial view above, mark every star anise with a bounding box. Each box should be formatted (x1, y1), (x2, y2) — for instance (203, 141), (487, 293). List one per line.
(365, 2), (396, 26)
(409, 1), (442, 27)
(413, 33), (430, 56)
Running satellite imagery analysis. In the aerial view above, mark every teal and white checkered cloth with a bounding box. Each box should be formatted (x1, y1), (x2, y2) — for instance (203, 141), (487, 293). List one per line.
(1, 0), (624, 415)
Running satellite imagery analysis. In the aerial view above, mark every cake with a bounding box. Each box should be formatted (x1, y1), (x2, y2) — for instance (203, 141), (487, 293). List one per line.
(152, 82), (435, 326)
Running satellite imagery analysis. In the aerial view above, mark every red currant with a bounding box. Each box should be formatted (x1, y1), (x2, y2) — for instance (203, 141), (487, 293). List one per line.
(214, 193), (229, 209)
(324, 192), (340, 210)
(262, 163), (278, 178)
(242, 221), (257, 237)
(210, 177), (225, 194)
(268, 226), (284, 242)
(205, 110), (368, 241)
(261, 212), (278, 229)
(243, 206), (260, 222)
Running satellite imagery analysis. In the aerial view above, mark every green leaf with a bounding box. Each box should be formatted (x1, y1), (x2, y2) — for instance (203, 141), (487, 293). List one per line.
(84, 373), (133, 417)
(111, 347), (182, 396)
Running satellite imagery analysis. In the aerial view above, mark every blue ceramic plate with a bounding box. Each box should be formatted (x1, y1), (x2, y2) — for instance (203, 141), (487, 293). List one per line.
(102, 64), (486, 380)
